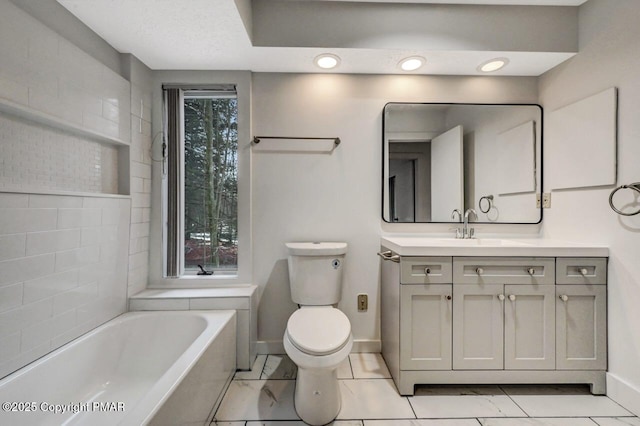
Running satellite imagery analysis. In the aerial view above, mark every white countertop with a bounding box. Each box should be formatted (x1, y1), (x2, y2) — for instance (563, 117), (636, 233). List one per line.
(380, 236), (609, 257)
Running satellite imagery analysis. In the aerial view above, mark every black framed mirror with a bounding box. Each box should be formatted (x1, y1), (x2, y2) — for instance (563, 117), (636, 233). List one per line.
(382, 103), (543, 224)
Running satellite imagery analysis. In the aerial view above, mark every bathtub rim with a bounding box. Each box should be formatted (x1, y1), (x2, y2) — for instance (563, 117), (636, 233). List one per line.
(0, 310), (237, 426)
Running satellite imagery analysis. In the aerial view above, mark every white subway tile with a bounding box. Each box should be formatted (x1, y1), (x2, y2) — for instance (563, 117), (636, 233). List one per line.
(0, 233), (26, 261)
(0, 74), (29, 105)
(26, 229), (81, 256)
(28, 194), (83, 208)
(0, 208), (57, 234)
(101, 208), (121, 226)
(0, 253), (55, 287)
(142, 208), (151, 223)
(57, 208), (101, 229)
(130, 177), (143, 193)
(80, 227), (101, 247)
(129, 236), (149, 254)
(52, 281), (98, 315)
(102, 100), (120, 123)
(130, 207), (143, 224)
(23, 270), (79, 304)
(54, 245), (100, 273)
(131, 193), (151, 208)
(131, 161), (151, 179)
(0, 193), (29, 208)
(128, 251), (147, 271)
(0, 332), (21, 364)
(21, 318), (53, 352)
(50, 309), (77, 339)
(130, 222), (150, 239)
(0, 298), (53, 339)
(0, 283), (23, 314)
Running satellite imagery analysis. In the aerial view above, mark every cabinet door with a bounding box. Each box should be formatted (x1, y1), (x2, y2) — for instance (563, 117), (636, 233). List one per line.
(504, 285), (555, 370)
(453, 284), (504, 370)
(400, 284), (452, 370)
(556, 285), (607, 370)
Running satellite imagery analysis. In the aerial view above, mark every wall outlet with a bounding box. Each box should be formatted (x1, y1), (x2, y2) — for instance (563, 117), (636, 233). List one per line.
(542, 192), (552, 208)
(357, 294), (368, 312)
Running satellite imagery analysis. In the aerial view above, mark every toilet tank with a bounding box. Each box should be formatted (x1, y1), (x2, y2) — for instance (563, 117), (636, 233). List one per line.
(286, 242), (348, 305)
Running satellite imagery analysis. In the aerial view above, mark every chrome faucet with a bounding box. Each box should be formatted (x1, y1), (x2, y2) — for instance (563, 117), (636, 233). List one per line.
(463, 208), (477, 239)
(451, 209), (463, 238)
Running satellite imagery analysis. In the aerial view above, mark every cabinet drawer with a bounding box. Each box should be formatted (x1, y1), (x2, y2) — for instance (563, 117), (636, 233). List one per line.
(453, 257), (555, 285)
(400, 257), (452, 284)
(556, 258), (607, 285)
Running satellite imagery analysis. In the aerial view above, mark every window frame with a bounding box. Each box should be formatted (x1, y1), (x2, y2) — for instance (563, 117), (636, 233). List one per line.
(148, 71), (252, 288)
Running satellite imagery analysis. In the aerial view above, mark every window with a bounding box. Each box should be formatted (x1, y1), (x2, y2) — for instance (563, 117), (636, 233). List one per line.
(164, 86), (239, 278)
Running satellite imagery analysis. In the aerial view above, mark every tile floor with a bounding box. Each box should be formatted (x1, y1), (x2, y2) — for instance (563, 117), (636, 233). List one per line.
(213, 353), (638, 426)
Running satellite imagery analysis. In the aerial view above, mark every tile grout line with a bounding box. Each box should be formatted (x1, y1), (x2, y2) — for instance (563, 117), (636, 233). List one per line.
(498, 384), (531, 418)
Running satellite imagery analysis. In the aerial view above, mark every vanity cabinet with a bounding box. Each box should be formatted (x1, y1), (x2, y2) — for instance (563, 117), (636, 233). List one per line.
(381, 251), (607, 396)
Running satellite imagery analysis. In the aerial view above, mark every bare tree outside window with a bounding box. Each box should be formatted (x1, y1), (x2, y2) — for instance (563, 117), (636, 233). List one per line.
(183, 96), (238, 274)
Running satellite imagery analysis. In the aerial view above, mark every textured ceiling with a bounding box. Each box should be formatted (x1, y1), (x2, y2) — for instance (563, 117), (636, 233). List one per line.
(57, 0), (584, 76)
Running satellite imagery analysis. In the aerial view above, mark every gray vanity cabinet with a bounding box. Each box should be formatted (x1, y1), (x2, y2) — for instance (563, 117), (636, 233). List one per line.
(400, 284), (452, 370)
(381, 251), (608, 396)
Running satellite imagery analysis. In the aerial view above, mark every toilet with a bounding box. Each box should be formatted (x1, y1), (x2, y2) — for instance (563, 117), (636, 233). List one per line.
(283, 242), (353, 426)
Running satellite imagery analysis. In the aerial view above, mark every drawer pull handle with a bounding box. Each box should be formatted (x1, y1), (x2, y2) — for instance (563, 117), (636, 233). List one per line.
(476, 267), (484, 275)
(559, 294), (569, 302)
(579, 268), (588, 276)
(446, 295), (452, 300)
(424, 268), (431, 275)
(377, 250), (400, 263)
(527, 268), (535, 276)
(498, 294), (505, 301)
(509, 294), (517, 301)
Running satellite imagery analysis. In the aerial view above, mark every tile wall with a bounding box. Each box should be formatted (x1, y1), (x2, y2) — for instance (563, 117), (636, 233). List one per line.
(0, 0), (144, 378)
(126, 62), (153, 297)
(0, 192), (130, 378)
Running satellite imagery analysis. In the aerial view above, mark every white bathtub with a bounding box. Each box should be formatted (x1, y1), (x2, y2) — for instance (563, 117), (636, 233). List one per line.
(0, 310), (236, 426)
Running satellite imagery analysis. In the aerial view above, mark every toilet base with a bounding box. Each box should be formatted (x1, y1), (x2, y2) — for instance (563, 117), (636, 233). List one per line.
(294, 366), (341, 425)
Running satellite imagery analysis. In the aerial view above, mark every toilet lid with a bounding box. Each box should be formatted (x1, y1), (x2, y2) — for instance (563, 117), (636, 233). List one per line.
(287, 308), (351, 356)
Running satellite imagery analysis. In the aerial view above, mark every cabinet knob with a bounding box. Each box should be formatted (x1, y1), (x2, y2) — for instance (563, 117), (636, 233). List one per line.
(498, 294), (505, 301)
(424, 267), (431, 275)
(476, 267), (484, 275)
(527, 268), (535, 276)
(509, 294), (517, 301)
(579, 268), (588, 276)
(559, 294), (569, 302)
(446, 295), (452, 300)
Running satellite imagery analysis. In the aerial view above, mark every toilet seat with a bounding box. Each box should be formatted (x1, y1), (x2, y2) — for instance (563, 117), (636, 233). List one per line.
(286, 307), (351, 356)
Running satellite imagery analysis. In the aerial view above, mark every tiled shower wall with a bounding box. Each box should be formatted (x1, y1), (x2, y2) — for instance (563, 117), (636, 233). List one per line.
(0, 192), (130, 378)
(0, 114), (119, 194)
(127, 65), (153, 297)
(0, 0), (145, 378)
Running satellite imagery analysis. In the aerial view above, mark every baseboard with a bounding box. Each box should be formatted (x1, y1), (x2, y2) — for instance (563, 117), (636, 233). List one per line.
(607, 372), (640, 416)
(255, 339), (382, 355)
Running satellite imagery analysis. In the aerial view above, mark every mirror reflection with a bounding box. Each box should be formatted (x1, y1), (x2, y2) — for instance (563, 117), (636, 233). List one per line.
(383, 103), (542, 224)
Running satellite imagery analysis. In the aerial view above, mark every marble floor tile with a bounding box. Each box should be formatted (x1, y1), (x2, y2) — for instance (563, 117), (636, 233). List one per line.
(415, 385), (505, 396)
(337, 379), (415, 420)
(214, 380), (299, 422)
(591, 418), (640, 426)
(234, 354), (268, 380)
(409, 395), (527, 418)
(349, 353), (391, 379)
(479, 418), (598, 426)
(262, 354), (297, 380)
(509, 395), (634, 417)
(338, 356), (354, 379)
(365, 420), (481, 426)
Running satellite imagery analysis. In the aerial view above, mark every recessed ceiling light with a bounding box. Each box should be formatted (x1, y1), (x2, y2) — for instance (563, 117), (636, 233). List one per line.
(314, 54), (340, 70)
(478, 58), (510, 73)
(399, 56), (426, 72)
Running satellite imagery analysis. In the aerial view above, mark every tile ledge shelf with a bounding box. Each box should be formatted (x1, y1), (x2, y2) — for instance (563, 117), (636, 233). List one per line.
(130, 286), (257, 300)
(0, 188), (130, 199)
(0, 96), (130, 147)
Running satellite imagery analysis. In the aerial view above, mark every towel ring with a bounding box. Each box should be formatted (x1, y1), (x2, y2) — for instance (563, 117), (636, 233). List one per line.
(479, 195), (494, 214)
(609, 182), (640, 216)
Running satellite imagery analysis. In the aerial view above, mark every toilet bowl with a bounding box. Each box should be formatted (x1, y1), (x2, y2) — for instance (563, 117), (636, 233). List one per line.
(284, 241), (351, 425)
(284, 306), (353, 425)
